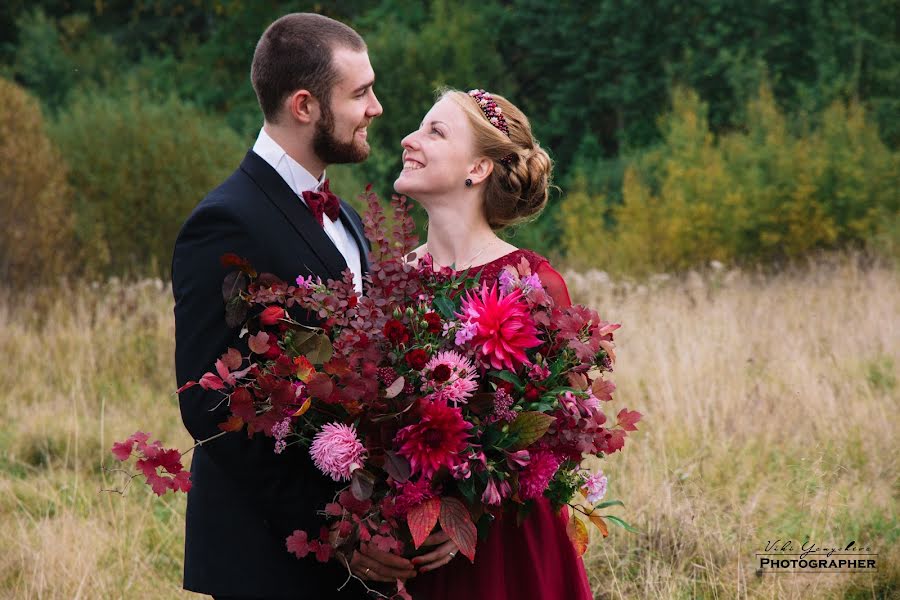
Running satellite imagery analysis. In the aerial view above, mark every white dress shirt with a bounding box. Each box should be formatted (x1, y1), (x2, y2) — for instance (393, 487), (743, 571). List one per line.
(252, 128), (363, 293)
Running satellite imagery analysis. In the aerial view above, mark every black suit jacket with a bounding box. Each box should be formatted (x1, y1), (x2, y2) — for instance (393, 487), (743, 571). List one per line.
(172, 151), (369, 598)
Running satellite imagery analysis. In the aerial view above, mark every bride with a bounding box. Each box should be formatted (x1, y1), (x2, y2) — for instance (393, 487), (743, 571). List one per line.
(388, 88), (593, 600)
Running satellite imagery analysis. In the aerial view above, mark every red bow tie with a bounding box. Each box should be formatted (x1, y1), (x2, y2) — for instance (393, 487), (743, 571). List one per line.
(301, 179), (341, 226)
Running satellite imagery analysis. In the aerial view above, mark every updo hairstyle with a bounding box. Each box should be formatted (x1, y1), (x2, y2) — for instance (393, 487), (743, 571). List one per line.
(442, 89), (553, 230)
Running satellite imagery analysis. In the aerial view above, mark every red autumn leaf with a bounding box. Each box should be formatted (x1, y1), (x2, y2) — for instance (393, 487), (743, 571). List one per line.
(567, 515), (590, 555)
(220, 253), (257, 276)
(605, 429), (626, 454)
(325, 503), (343, 517)
(221, 347), (243, 371)
(147, 472), (171, 496)
(286, 530), (310, 558)
(155, 448), (184, 474)
(171, 470), (192, 493)
(248, 331), (270, 355)
(294, 356), (315, 382)
(592, 378), (616, 401)
(599, 340), (616, 362)
(198, 372), (224, 390)
(616, 408), (642, 432)
(566, 372), (589, 390)
(218, 415), (244, 432)
(176, 380), (198, 393)
(229, 387), (255, 422)
(306, 372), (334, 399)
(110, 439), (133, 462)
(323, 357), (351, 377)
(407, 496), (441, 549)
(215, 359), (231, 383)
(439, 497), (477, 562)
(371, 534), (397, 553)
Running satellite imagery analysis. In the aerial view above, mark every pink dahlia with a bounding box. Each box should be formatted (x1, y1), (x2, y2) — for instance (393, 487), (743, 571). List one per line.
(309, 423), (367, 482)
(396, 399), (473, 478)
(518, 449), (561, 501)
(422, 351), (478, 405)
(458, 284), (542, 371)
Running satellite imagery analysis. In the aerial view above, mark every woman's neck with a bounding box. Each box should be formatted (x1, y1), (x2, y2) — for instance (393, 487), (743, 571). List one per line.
(424, 203), (503, 270)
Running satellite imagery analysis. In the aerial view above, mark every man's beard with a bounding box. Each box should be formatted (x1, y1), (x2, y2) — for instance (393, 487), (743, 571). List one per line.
(313, 105), (369, 165)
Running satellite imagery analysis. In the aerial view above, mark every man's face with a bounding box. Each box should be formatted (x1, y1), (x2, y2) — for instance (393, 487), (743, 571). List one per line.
(313, 48), (383, 164)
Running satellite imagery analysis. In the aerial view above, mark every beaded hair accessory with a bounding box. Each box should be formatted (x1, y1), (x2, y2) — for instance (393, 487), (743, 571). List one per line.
(468, 89), (515, 166)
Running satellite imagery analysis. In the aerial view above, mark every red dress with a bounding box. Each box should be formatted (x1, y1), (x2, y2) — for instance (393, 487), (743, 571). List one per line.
(407, 249), (593, 600)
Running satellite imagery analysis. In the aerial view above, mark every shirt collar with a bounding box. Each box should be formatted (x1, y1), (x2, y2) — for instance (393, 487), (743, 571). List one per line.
(252, 127), (326, 195)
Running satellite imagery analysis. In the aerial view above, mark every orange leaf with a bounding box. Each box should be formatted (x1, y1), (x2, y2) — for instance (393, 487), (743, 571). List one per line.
(439, 497), (477, 562)
(588, 514), (609, 538)
(407, 496), (441, 549)
(218, 415), (244, 432)
(294, 356), (315, 382)
(293, 397), (312, 417)
(567, 515), (589, 556)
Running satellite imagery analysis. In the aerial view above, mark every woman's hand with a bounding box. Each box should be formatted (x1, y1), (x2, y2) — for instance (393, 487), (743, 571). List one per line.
(410, 530), (460, 573)
(350, 543), (417, 582)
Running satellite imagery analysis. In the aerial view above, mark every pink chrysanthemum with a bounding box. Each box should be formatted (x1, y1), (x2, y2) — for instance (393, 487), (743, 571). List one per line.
(309, 423), (366, 482)
(458, 284), (542, 371)
(396, 400), (472, 478)
(422, 351), (478, 405)
(518, 449), (561, 501)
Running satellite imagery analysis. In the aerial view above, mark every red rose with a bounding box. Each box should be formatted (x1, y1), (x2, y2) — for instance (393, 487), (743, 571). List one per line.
(432, 364), (452, 383)
(495, 380), (515, 394)
(260, 306), (285, 326)
(263, 333), (283, 360)
(405, 349), (429, 371)
(347, 295), (358, 309)
(524, 383), (543, 403)
(383, 319), (410, 346)
(423, 312), (442, 335)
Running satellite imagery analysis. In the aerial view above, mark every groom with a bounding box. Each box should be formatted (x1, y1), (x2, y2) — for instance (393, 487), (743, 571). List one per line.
(173, 13), (415, 599)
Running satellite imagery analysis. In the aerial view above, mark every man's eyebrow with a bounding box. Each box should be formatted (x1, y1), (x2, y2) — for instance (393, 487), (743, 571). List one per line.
(352, 79), (375, 94)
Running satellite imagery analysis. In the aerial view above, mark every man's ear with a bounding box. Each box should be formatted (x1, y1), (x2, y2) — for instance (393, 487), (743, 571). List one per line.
(286, 90), (318, 125)
(467, 157), (494, 186)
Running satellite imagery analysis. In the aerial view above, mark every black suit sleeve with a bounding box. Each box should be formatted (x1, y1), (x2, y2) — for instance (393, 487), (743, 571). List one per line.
(172, 203), (324, 542)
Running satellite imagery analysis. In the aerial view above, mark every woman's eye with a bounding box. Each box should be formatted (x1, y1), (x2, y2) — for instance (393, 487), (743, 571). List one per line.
(431, 127), (443, 136)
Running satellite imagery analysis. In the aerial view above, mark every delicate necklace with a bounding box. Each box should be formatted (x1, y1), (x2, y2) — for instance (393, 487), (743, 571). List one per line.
(426, 238), (501, 271)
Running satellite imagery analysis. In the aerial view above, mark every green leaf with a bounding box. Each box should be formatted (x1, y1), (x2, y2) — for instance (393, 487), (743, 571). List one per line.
(508, 412), (555, 449)
(592, 499), (625, 510)
(489, 370), (523, 388)
(433, 295), (456, 320)
(604, 515), (639, 533)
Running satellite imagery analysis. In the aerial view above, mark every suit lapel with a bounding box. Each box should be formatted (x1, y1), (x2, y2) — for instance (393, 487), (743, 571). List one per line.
(339, 201), (370, 274)
(239, 151), (347, 280)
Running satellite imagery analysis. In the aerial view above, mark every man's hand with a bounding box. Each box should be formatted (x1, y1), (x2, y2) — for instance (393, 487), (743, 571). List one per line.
(350, 543), (417, 582)
(410, 530), (459, 573)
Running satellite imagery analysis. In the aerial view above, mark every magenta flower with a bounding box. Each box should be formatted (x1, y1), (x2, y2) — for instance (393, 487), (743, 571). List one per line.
(458, 284), (542, 371)
(396, 399), (472, 478)
(518, 449), (561, 501)
(482, 478), (502, 505)
(309, 423), (367, 481)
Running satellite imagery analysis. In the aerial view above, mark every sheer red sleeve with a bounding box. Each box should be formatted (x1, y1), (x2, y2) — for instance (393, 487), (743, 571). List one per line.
(536, 261), (572, 308)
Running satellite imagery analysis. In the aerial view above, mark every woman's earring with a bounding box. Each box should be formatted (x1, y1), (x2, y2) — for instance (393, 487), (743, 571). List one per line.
(465, 178), (473, 187)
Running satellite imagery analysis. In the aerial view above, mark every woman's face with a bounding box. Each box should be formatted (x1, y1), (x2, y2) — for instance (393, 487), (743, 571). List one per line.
(394, 97), (478, 199)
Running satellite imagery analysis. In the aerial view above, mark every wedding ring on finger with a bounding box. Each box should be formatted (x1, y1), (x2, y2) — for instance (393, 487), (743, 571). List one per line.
(364, 567), (371, 577)
(448, 551), (456, 558)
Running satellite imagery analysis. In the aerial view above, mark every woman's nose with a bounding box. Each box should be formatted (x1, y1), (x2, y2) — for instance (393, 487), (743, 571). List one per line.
(401, 131), (419, 150)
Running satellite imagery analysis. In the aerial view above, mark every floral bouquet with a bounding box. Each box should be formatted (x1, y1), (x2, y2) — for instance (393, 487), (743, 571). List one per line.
(111, 189), (641, 590)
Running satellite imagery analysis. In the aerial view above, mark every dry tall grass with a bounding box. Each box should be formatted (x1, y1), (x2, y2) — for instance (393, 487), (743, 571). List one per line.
(1, 257), (897, 599)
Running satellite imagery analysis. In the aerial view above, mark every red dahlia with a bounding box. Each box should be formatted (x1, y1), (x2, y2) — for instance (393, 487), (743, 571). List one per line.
(395, 399), (472, 478)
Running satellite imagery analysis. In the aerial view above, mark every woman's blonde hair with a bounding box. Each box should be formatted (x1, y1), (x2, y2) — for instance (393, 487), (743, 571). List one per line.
(441, 89), (553, 230)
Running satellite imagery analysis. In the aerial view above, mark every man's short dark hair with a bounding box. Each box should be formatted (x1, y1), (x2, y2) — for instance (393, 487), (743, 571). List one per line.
(251, 13), (366, 123)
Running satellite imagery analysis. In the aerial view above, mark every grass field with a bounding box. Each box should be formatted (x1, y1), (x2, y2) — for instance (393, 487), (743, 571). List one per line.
(1, 256), (897, 599)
